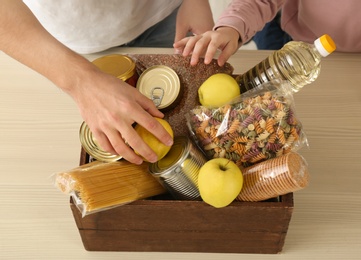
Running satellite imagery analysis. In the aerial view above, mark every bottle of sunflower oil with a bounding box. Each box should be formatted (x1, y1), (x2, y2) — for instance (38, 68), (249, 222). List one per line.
(236, 34), (336, 93)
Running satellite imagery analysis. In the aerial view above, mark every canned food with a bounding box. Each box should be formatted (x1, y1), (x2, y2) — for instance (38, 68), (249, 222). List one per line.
(136, 65), (182, 111)
(79, 121), (123, 162)
(149, 136), (207, 200)
(92, 54), (138, 87)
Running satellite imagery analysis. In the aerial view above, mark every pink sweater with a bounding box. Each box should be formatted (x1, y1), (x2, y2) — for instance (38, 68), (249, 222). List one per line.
(215, 0), (361, 52)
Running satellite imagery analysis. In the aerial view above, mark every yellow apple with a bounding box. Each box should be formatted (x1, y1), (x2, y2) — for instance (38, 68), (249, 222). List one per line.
(198, 73), (240, 107)
(134, 117), (174, 162)
(198, 158), (243, 208)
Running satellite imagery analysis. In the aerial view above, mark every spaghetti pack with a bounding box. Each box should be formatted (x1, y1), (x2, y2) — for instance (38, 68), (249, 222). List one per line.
(55, 160), (166, 216)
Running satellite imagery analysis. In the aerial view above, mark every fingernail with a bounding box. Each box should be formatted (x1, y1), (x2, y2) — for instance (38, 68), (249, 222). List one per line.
(148, 155), (158, 163)
(166, 139), (174, 146)
(174, 48), (182, 54)
(135, 159), (143, 165)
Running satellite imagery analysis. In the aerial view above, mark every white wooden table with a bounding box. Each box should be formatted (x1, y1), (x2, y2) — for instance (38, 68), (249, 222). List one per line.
(1, 48), (360, 259)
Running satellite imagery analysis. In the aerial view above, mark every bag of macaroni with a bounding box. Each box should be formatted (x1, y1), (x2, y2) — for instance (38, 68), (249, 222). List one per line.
(186, 80), (308, 168)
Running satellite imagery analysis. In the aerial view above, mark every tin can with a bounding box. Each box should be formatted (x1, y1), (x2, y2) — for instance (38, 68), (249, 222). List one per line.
(92, 54), (138, 87)
(149, 136), (207, 200)
(79, 121), (123, 162)
(136, 65), (182, 111)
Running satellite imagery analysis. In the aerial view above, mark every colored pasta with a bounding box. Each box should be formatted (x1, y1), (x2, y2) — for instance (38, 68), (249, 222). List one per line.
(187, 83), (307, 167)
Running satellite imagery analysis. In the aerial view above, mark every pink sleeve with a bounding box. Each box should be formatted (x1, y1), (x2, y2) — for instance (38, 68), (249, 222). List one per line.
(214, 0), (284, 44)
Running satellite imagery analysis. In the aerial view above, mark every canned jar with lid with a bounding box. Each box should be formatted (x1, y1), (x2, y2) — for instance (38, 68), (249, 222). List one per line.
(92, 54), (138, 87)
(149, 136), (207, 200)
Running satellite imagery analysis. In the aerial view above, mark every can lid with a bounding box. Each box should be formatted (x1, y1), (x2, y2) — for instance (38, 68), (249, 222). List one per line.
(136, 65), (181, 110)
(149, 136), (189, 175)
(314, 34), (336, 57)
(92, 54), (136, 81)
(79, 121), (123, 162)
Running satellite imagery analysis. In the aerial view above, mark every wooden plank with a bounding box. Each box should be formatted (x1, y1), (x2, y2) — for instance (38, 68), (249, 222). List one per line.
(71, 201), (293, 233)
(78, 229), (287, 254)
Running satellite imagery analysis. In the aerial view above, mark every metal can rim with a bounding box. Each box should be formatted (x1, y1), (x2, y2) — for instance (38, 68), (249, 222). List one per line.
(136, 65), (181, 110)
(92, 54), (136, 81)
(149, 136), (190, 176)
(79, 121), (123, 162)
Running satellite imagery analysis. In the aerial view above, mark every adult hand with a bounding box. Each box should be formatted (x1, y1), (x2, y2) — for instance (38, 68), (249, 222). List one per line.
(174, 27), (241, 66)
(174, 0), (214, 42)
(71, 66), (174, 164)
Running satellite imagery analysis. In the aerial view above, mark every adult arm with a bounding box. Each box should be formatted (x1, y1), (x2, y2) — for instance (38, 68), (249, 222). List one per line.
(0, 0), (173, 164)
(174, 0), (214, 42)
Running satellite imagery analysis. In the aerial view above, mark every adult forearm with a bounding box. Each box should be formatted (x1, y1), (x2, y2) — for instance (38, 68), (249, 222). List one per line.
(181, 0), (214, 23)
(174, 0), (214, 41)
(0, 0), (93, 95)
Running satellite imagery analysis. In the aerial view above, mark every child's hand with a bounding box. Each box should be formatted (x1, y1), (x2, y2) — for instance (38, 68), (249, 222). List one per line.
(174, 27), (240, 66)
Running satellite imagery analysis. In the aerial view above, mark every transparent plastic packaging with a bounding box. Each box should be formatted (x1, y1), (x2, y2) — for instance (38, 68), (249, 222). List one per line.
(236, 34), (336, 93)
(237, 152), (310, 202)
(54, 160), (166, 217)
(187, 80), (308, 167)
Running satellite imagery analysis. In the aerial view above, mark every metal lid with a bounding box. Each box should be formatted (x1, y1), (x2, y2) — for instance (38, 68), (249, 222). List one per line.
(79, 121), (123, 162)
(136, 65), (181, 110)
(92, 54), (136, 81)
(149, 136), (189, 175)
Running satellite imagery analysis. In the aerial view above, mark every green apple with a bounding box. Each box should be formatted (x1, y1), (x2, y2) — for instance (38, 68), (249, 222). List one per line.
(198, 73), (240, 107)
(198, 158), (243, 208)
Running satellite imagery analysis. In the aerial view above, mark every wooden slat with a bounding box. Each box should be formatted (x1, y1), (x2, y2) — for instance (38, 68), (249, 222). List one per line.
(79, 229), (287, 254)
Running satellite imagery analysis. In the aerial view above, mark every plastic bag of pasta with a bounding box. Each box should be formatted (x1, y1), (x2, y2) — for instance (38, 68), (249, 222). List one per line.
(54, 160), (166, 217)
(186, 80), (308, 167)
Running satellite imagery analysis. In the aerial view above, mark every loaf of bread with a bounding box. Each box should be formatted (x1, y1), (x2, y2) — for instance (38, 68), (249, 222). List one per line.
(130, 54), (234, 137)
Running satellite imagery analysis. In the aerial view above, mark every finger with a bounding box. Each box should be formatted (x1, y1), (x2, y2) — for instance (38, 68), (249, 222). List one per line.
(113, 102), (172, 162)
(173, 37), (190, 49)
(173, 38), (190, 54)
(91, 127), (143, 164)
(91, 130), (118, 156)
(136, 91), (164, 118)
(217, 44), (237, 66)
(182, 36), (202, 57)
(133, 112), (173, 148)
(106, 128), (144, 164)
(190, 37), (211, 66)
(203, 41), (220, 65)
(174, 47), (183, 55)
(121, 126), (159, 163)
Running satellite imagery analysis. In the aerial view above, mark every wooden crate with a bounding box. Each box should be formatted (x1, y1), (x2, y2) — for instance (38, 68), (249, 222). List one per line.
(70, 149), (293, 254)
(70, 55), (294, 253)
